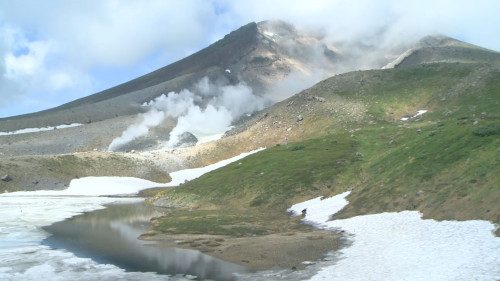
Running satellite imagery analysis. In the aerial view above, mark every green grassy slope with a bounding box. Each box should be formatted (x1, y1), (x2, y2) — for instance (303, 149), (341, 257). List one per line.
(150, 61), (499, 236)
(330, 64), (500, 222)
(148, 135), (357, 236)
(156, 136), (356, 209)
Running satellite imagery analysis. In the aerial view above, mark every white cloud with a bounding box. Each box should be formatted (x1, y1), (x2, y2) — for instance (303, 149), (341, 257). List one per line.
(4, 40), (50, 79)
(0, 0), (220, 117)
(0, 23), (95, 116)
(48, 72), (73, 91)
(0, 0), (219, 68)
(222, 0), (500, 50)
(1, 0), (499, 117)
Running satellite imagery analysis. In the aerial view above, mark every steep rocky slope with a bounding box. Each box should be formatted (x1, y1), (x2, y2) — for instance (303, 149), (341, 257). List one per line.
(384, 35), (500, 68)
(0, 21), (341, 132)
(0, 20), (355, 158)
(0, 20), (346, 192)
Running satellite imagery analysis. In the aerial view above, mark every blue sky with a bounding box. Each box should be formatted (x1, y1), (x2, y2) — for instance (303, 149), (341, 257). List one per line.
(1, 0), (499, 118)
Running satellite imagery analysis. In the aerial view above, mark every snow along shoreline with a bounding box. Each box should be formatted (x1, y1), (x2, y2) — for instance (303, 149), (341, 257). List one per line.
(2, 148), (265, 197)
(0, 148), (265, 281)
(288, 192), (500, 281)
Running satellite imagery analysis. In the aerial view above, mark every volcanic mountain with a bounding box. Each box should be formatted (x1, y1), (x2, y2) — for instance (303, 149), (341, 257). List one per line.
(1, 21), (344, 132)
(3, 20), (495, 157)
(1, 20), (499, 228)
(1, 20), (365, 155)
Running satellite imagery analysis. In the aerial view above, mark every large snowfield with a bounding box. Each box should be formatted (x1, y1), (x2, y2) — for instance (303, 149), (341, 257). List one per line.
(289, 192), (500, 281)
(1, 149), (499, 280)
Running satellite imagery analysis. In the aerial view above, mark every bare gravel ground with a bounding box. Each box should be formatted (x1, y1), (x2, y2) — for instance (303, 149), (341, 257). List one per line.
(141, 229), (342, 271)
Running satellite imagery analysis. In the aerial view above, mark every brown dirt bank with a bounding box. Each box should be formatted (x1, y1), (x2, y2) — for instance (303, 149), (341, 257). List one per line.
(140, 229), (342, 270)
(0, 151), (170, 193)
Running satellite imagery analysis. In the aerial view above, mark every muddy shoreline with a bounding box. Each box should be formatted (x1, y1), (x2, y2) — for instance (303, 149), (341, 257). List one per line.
(140, 229), (342, 271)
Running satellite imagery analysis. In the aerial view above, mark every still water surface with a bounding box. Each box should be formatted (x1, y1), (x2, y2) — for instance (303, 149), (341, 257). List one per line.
(0, 195), (254, 281)
(42, 201), (248, 280)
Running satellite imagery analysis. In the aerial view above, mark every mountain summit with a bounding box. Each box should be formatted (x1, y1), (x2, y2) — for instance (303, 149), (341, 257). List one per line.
(0, 21), (341, 130)
(0, 20), (378, 154)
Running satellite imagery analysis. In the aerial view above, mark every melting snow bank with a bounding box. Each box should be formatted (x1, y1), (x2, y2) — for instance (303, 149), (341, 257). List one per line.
(287, 192), (500, 281)
(3, 148), (265, 197)
(0, 123), (83, 136)
(1, 177), (164, 197)
(0, 196), (214, 280)
(166, 148), (265, 187)
(0, 196), (168, 281)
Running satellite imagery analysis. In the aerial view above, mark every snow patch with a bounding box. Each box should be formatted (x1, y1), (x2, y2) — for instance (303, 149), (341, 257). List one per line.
(288, 192), (500, 280)
(288, 192), (350, 227)
(166, 148), (265, 187)
(0, 123), (83, 136)
(3, 148), (265, 197)
(414, 109), (427, 117)
(400, 109), (427, 121)
(263, 31), (275, 37)
(382, 48), (415, 69)
(3, 177), (165, 197)
(196, 132), (226, 144)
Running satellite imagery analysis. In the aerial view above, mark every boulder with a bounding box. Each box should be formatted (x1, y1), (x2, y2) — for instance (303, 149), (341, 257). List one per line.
(173, 132), (198, 148)
(313, 96), (326, 102)
(1, 174), (12, 182)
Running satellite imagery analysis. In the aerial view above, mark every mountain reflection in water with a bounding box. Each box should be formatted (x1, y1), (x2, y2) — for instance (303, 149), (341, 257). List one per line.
(42, 201), (248, 281)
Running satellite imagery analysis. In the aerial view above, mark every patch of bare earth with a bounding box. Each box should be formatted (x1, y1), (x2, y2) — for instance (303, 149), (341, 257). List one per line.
(140, 229), (341, 270)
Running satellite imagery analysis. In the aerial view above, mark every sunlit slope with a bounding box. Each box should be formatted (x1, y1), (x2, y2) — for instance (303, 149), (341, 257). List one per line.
(153, 61), (500, 226)
(393, 36), (500, 68)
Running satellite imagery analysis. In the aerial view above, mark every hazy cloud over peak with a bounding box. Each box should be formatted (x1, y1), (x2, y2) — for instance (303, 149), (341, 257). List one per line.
(1, 0), (499, 118)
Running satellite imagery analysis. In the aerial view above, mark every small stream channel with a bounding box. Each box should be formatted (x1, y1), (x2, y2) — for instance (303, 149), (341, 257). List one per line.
(42, 201), (248, 281)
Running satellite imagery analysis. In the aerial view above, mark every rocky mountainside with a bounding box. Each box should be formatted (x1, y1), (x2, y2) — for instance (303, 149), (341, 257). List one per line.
(383, 35), (500, 69)
(1, 23), (482, 157)
(0, 21), (342, 132)
(0, 20), (361, 157)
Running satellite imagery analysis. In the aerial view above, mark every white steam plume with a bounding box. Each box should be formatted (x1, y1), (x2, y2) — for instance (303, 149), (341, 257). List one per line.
(108, 109), (165, 151)
(108, 77), (268, 151)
